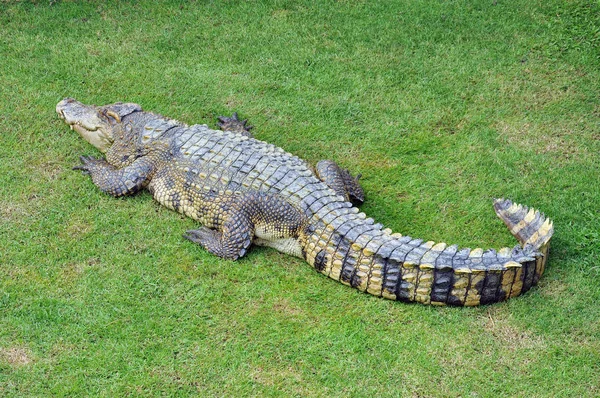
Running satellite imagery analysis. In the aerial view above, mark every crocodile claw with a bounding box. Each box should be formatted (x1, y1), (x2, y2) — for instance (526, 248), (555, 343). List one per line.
(217, 112), (253, 137)
(73, 155), (102, 174)
(183, 227), (217, 246)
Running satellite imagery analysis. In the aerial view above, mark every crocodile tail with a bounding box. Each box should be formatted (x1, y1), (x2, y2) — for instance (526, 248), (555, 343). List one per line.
(493, 198), (553, 250)
(433, 199), (554, 306)
(305, 199), (554, 306)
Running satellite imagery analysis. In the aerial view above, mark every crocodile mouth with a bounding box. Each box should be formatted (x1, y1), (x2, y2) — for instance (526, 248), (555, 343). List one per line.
(56, 98), (114, 152)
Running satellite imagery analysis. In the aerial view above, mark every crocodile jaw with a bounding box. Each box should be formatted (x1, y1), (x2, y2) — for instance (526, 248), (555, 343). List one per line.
(56, 98), (113, 152)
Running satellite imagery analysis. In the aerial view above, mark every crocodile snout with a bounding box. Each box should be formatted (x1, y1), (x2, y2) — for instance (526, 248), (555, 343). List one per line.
(56, 97), (113, 152)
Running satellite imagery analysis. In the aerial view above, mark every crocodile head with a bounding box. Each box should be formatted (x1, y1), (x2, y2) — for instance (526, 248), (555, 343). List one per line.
(56, 98), (142, 152)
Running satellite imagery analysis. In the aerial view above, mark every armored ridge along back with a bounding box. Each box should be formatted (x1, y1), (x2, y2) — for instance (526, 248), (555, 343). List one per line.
(57, 98), (554, 306)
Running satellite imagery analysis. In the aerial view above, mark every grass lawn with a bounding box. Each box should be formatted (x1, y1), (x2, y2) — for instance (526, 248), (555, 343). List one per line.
(1, 0), (599, 396)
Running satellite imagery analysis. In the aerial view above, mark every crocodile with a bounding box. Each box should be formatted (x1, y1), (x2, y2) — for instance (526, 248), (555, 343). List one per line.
(56, 97), (554, 306)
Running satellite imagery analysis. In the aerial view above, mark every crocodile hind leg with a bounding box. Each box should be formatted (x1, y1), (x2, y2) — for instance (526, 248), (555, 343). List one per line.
(315, 160), (364, 205)
(184, 224), (253, 260)
(217, 112), (253, 137)
(183, 191), (306, 260)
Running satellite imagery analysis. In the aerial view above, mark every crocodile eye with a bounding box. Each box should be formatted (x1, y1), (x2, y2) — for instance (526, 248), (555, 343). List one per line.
(121, 155), (130, 162)
(105, 110), (121, 123)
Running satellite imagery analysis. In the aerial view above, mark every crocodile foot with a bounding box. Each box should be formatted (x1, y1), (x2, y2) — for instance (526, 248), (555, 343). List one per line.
(217, 112), (253, 137)
(72, 155), (105, 174)
(184, 226), (251, 260)
(184, 226), (218, 246)
(316, 160), (365, 205)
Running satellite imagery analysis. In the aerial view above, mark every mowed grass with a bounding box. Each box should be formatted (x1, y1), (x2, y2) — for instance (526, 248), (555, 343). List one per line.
(1, 0), (599, 396)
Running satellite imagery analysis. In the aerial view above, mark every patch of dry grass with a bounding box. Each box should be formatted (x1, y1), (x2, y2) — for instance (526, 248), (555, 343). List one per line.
(0, 347), (32, 367)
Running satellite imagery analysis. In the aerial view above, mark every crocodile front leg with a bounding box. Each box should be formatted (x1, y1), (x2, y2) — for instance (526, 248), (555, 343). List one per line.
(216, 112), (253, 137)
(183, 191), (306, 260)
(73, 155), (155, 197)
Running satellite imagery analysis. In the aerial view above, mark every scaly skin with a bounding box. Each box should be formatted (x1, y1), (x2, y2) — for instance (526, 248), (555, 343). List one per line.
(57, 98), (554, 306)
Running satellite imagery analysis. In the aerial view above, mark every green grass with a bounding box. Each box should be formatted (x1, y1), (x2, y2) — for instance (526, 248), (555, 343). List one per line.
(1, 0), (599, 396)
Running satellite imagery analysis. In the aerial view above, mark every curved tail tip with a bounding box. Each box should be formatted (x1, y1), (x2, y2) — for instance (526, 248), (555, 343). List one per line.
(493, 198), (554, 250)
